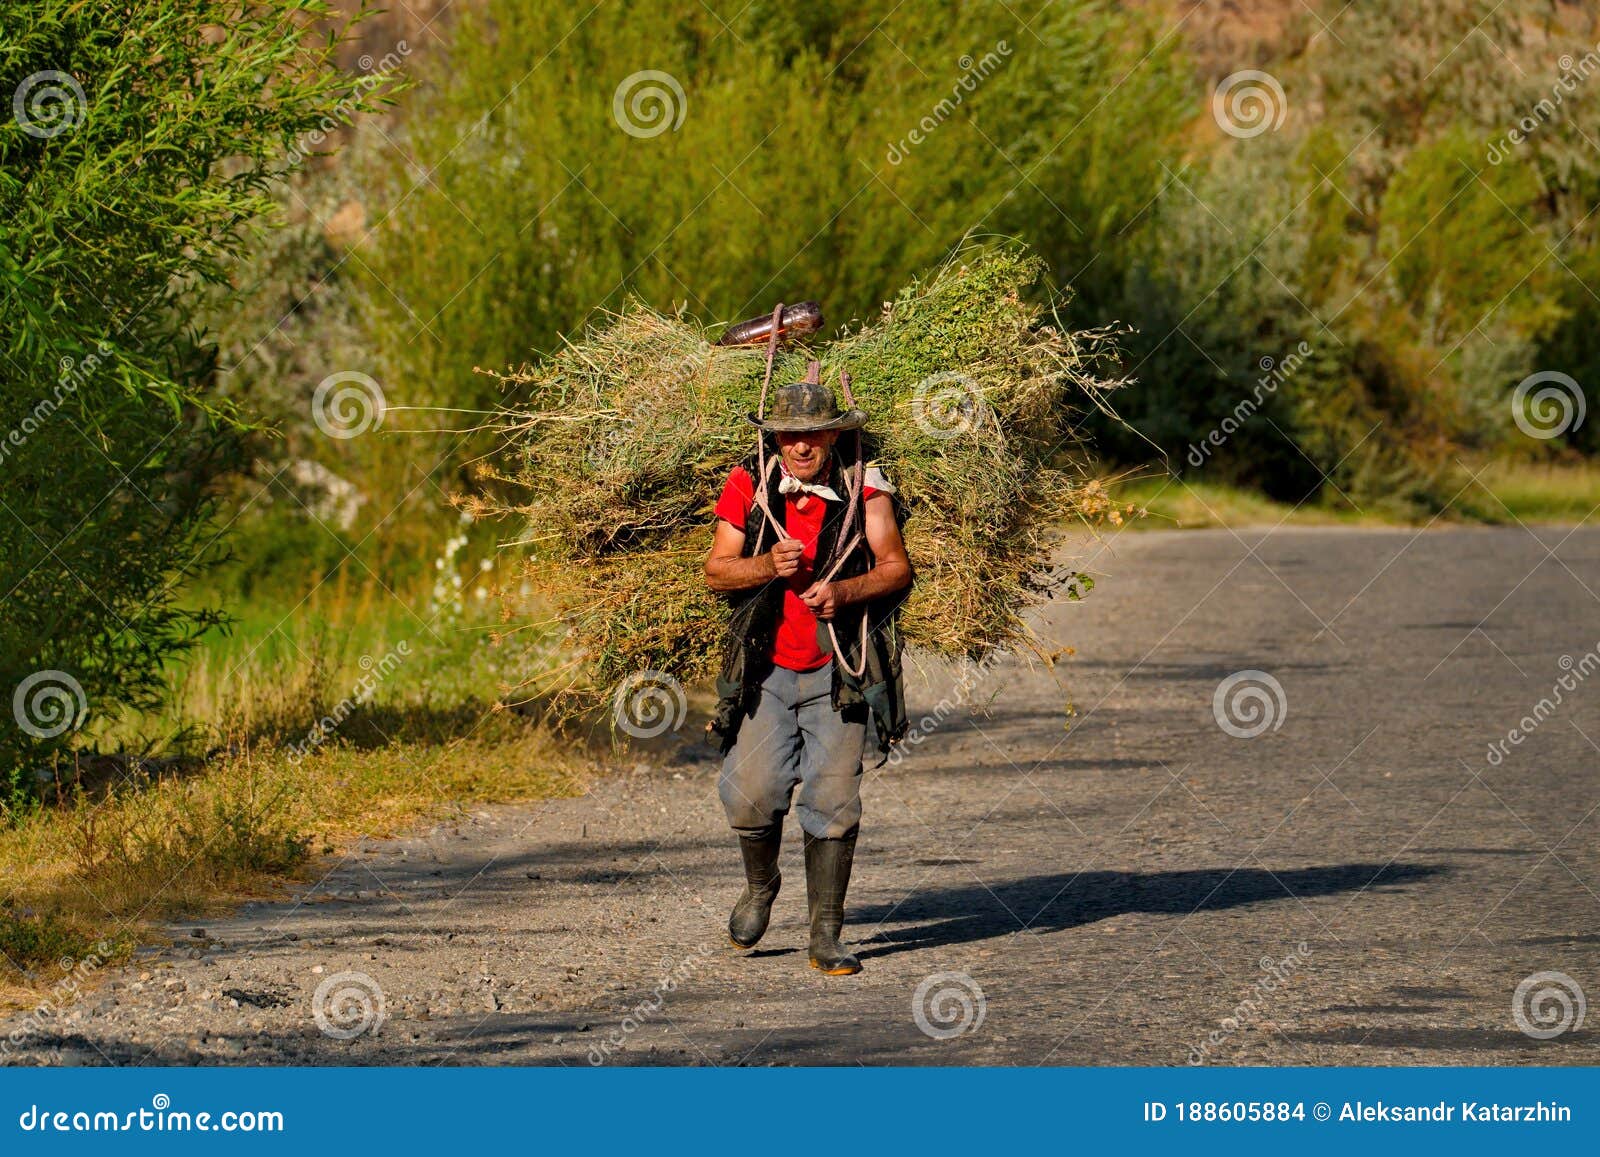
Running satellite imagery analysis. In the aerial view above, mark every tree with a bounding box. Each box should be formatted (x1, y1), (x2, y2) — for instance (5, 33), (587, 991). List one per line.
(0, 0), (396, 804)
(347, 0), (1189, 415)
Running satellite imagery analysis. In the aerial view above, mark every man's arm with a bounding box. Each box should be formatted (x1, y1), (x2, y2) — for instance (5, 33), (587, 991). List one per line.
(705, 519), (805, 593)
(798, 493), (911, 620)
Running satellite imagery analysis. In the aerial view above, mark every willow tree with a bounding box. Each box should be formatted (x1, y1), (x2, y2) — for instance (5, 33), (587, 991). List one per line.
(0, 0), (396, 804)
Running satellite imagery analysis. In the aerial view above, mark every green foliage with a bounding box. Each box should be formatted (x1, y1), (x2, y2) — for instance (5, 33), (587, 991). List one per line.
(253, 0), (1600, 530)
(347, 0), (1188, 414)
(1103, 0), (1600, 513)
(0, 907), (125, 976)
(0, 0), (395, 803)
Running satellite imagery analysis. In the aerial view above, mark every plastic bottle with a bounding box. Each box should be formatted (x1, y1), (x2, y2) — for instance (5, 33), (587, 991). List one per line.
(716, 301), (823, 347)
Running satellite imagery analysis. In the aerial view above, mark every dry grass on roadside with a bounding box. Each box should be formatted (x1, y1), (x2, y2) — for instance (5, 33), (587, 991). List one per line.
(0, 534), (596, 1009)
(0, 714), (593, 1007)
(1112, 461), (1600, 530)
(1465, 459), (1600, 523)
(1108, 475), (1373, 529)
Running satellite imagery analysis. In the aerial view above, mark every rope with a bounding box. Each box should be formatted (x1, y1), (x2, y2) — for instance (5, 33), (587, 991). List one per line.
(755, 303), (784, 416)
(751, 303), (786, 541)
(819, 371), (870, 678)
(748, 330), (872, 678)
(752, 454), (783, 544)
(822, 461), (871, 680)
(817, 370), (867, 585)
(836, 365), (859, 408)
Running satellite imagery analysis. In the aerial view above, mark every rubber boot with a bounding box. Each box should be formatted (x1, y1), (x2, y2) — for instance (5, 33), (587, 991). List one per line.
(728, 825), (783, 949)
(803, 829), (862, 975)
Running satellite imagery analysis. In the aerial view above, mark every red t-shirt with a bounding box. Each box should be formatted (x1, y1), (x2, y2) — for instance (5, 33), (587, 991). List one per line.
(714, 464), (881, 671)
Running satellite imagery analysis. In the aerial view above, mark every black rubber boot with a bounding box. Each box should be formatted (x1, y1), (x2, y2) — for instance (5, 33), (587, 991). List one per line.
(803, 829), (862, 975)
(728, 825), (783, 949)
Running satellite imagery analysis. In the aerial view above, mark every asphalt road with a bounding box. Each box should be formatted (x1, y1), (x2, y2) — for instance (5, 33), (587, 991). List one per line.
(6, 526), (1599, 1066)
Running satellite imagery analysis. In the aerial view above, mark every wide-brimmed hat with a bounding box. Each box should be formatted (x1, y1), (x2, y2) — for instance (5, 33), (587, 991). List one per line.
(744, 379), (867, 433)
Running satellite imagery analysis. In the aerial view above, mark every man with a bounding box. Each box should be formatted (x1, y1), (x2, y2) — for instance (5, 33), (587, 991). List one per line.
(704, 374), (912, 976)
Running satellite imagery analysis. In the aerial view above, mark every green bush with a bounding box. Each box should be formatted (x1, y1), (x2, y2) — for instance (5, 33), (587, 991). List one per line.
(344, 0), (1189, 415)
(0, 0), (394, 805)
(1102, 0), (1600, 513)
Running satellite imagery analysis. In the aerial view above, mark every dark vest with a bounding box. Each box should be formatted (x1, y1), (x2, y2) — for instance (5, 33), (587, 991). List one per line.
(706, 438), (909, 764)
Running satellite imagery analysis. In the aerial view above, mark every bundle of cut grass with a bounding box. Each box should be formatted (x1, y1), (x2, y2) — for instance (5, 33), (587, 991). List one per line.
(471, 242), (1131, 719)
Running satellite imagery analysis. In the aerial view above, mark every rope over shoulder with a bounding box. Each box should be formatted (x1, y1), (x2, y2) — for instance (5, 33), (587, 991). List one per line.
(743, 307), (873, 679)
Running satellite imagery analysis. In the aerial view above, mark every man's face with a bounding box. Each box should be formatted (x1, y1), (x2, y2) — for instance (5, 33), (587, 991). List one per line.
(775, 430), (838, 482)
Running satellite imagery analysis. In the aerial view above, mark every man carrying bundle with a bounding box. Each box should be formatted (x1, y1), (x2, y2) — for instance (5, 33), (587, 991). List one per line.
(704, 373), (913, 976)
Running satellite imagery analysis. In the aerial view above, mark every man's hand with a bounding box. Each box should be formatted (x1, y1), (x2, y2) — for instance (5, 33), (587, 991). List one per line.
(770, 538), (805, 578)
(706, 524), (808, 594)
(798, 581), (840, 620)
(811, 493), (913, 610)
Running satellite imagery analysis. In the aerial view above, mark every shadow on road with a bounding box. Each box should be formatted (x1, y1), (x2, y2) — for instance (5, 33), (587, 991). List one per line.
(852, 863), (1441, 959)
